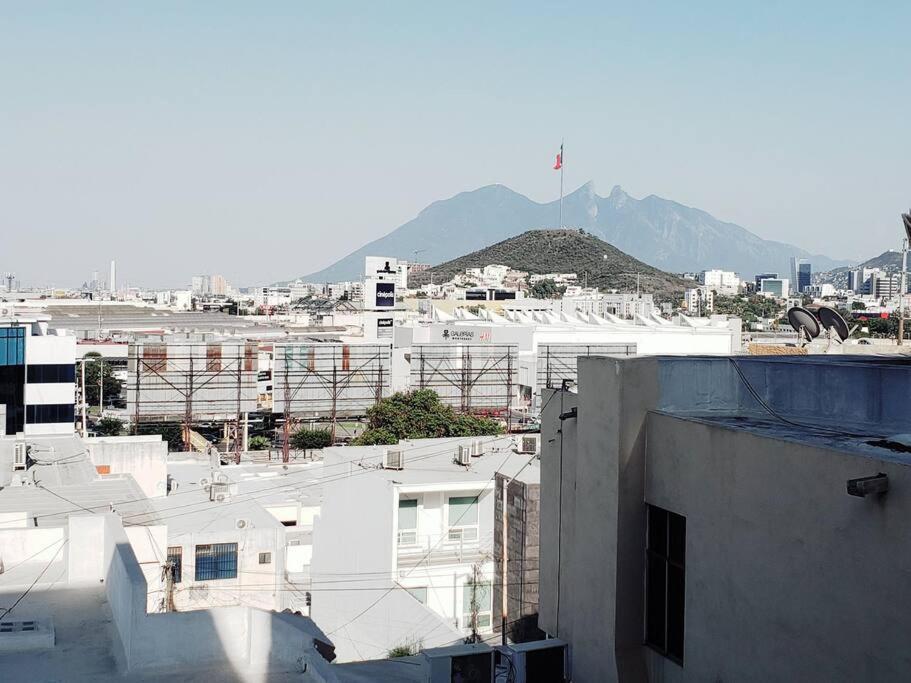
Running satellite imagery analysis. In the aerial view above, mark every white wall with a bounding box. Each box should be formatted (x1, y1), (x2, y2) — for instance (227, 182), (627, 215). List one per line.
(85, 436), (168, 498)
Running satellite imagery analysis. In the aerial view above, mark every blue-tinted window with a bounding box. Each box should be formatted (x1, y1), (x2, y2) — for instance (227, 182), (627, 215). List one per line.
(194, 543), (238, 581)
(0, 328), (25, 367)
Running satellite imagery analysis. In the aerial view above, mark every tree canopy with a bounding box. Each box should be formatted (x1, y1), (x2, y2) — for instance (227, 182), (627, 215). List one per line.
(353, 389), (502, 446)
(82, 353), (122, 407)
(291, 427), (333, 450)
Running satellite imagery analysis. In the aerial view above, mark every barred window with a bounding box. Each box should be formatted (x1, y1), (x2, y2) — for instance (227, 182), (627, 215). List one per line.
(194, 543), (238, 581)
(167, 546), (183, 584)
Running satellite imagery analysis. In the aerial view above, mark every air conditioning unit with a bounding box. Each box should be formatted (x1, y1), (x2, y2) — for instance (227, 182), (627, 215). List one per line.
(383, 448), (404, 470)
(198, 476), (210, 488)
(455, 446), (471, 466)
(503, 639), (570, 683)
(422, 643), (495, 683)
(470, 440), (483, 457)
(519, 435), (539, 454)
(209, 482), (231, 502)
(235, 518), (251, 530)
(13, 442), (27, 471)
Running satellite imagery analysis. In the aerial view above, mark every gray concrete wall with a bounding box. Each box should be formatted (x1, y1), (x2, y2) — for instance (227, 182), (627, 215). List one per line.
(644, 412), (911, 683)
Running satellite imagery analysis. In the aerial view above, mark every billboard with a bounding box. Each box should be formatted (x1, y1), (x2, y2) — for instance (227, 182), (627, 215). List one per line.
(377, 318), (393, 338)
(374, 281), (396, 308)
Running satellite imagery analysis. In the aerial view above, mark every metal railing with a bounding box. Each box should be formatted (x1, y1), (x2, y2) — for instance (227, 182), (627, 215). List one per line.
(396, 529), (492, 567)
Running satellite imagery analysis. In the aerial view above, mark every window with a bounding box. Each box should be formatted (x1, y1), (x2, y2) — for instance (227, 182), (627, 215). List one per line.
(0, 327), (25, 367)
(27, 364), (76, 383)
(167, 546), (183, 583)
(448, 495), (479, 542)
(645, 505), (686, 664)
(398, 498), (418, 545)
(26, 404), (75, 424)
(258, 552), (272, 565)
(194, 543), (238, 581)
(406, 586), (427, 605)
(461, 580), (492, 629)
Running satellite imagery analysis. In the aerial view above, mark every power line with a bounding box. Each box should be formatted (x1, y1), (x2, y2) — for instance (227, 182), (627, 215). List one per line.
(0, 539), (69, 621)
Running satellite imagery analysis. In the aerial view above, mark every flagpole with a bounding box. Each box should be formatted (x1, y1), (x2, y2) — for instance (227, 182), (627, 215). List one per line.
(559, 139), (564, 229)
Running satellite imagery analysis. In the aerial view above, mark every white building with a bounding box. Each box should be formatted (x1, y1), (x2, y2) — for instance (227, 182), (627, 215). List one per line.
(699, 269), (741, 295)
(310, 436), (539, 662)
(684, 287), (714, 314)
(0, 434), (335, 680)
(1, 317), (76, 437)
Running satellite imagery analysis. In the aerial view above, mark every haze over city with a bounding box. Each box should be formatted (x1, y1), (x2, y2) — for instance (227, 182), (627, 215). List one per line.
(2, 1), (910, 287)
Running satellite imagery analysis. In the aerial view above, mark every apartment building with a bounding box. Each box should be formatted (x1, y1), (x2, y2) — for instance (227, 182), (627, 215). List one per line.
(310, 436), (541, 662)
(539, 355), (911, 682)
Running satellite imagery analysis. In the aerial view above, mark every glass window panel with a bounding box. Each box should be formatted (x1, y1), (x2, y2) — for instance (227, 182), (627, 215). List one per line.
(667, 565), (686, 662)
(645, 555), (667, 651)
(398, 498), (417, 530)
(448, 496), (479, 527)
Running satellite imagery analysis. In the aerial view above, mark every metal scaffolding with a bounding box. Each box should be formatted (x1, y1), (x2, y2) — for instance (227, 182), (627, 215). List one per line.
(271, 343), (391, 454)
(127, 341), (259, 455)
(536, 343), (637, 390)
(410, 344), (516, 418)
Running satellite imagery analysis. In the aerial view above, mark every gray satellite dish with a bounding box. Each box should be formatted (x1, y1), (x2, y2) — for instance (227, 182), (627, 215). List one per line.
(818, 307), (849, 341)
(787, 306), (821, 340)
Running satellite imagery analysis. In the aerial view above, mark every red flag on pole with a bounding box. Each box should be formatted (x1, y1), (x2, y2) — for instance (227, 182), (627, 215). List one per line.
(553, 147), (563, 170)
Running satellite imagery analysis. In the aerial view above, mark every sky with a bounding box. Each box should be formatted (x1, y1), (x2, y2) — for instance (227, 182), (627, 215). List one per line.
(2, 1), (909, 288)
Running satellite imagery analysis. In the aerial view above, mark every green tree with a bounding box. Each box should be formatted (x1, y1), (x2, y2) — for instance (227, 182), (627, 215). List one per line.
(291, 427), (333, 450)
(529, 279), (561, 299)
(247, 435), (271, 451)
(851, 301), (866, 310)
(353, 389), (503, 445)
(136, 423), (184, 451)
(82, 353), (122, 407)
(95, 416), (124, 436)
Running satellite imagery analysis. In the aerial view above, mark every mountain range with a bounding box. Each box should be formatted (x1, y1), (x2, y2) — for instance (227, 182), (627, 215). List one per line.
(300, 183), (853, 283)
(411, 230), (689, 298)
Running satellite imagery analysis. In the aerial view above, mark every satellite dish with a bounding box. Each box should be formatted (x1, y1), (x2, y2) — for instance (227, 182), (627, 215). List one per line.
(818, 307), (849, 341)
(787, 306), (821, 340)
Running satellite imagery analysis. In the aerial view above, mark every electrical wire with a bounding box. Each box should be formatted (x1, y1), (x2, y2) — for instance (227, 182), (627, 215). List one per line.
(727, 358), (884, 439)
(0, 539), (69, 621)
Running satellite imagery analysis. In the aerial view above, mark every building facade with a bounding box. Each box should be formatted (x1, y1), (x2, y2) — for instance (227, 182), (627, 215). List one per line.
(539, 355), (911, 682)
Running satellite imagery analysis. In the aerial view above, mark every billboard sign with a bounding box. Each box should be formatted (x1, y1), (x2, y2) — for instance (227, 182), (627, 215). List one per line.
(375, 281), (396, 307)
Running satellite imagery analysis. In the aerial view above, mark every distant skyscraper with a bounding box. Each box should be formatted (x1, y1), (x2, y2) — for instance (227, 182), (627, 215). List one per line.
(789, 257), (811, 294)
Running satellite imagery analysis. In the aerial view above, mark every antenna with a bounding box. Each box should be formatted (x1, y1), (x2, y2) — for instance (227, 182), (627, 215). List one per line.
(817, 306), (849, 342)
(3, 273), (14, 293)
(787, 306), (821, 344)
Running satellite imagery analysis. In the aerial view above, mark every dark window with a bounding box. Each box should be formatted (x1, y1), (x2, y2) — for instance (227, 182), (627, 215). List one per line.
(167, 546), (183, 583)
(27, 364), (76, 383)
(194, 543), (238, 581)
(258, 552), (272, 564)
(26, 404), (75, 424)
(0, 364), (25, 435)
(646, 504), (685, 664)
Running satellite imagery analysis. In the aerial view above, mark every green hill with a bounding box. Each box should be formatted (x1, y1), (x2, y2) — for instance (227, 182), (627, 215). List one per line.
(409, 229), (689, 298)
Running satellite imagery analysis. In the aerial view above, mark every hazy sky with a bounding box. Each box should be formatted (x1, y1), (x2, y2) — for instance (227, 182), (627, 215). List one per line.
(2, 2), (909, 288)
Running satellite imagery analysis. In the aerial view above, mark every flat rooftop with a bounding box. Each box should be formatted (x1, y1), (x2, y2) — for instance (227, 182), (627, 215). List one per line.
(657, 411), (911, 467)
(322, 436), (541, 487)
(123, 456), (323, 533)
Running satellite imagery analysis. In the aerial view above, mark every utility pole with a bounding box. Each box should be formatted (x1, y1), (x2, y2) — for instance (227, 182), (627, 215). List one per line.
(98, 358), (104, 413)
